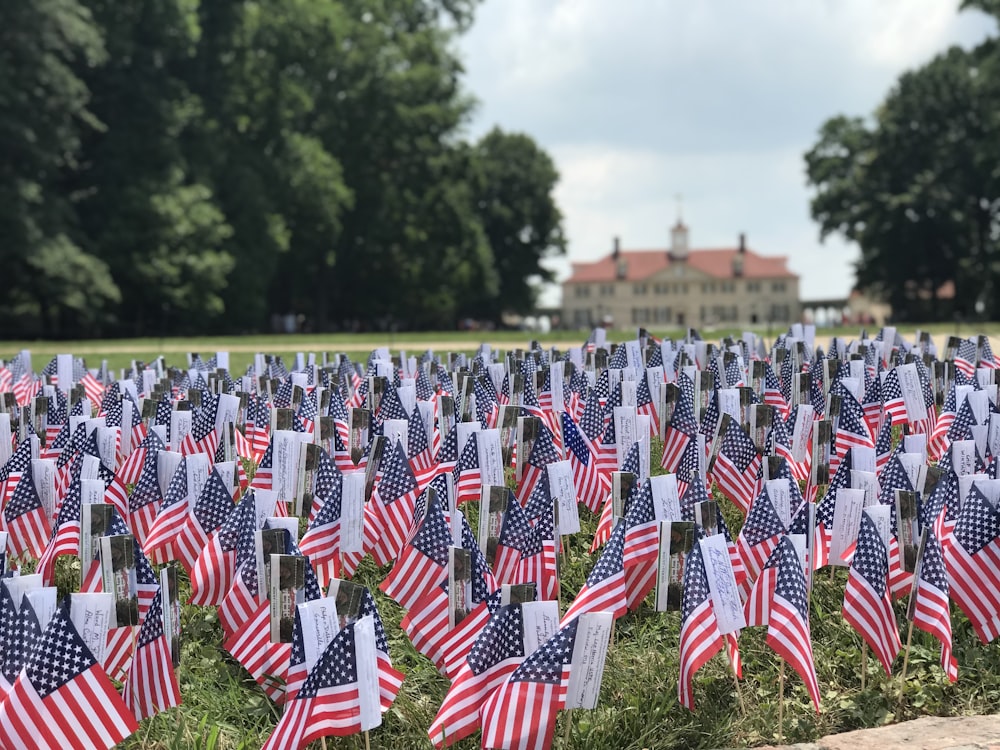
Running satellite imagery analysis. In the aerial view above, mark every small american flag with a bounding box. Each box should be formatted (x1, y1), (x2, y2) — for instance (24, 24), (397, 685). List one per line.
(842, 511), (901, 674)
(0, 598), (138, 749)
(946, 483), (1000, 643)
(912, 529), (958, 681)
(480, 616), (579, 750)
(122, 589), (181, 720)
(563, 520), (626, 623)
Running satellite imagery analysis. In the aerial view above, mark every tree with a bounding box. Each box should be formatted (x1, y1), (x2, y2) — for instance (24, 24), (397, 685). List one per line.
(471, 128), (566, 323)
(805, 12), (1000, 321)
(0, 0), (120, 336)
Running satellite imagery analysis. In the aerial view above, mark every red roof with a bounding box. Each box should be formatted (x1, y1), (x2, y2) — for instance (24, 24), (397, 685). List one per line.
(565, 248), (797, 283)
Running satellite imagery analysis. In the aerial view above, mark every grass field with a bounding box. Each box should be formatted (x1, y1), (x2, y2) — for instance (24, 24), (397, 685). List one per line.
(4, 322), (1000, 374)
(12, 324), (1000, 749)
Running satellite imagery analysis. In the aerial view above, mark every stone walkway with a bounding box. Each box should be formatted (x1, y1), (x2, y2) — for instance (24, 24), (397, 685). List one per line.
(753, 715), (1000, 750)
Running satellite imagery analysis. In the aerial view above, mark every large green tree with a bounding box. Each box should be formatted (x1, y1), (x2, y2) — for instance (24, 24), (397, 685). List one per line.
(805, 7), (1000, 320)
(0, 0), (120, 336)
(471, 128), (566, 323)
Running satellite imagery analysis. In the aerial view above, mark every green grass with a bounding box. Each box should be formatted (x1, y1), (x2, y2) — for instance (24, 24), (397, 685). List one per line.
(6, 322), (1000, 375)
(88, 439), (1000, 750)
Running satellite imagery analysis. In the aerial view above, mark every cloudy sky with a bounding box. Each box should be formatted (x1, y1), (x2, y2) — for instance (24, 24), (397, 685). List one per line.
(456, 0), (995, 306)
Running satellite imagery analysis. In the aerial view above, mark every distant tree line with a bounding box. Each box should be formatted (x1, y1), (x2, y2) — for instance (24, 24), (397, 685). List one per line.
(0, 0), (565, 338)
(805, 0), (1000, 322)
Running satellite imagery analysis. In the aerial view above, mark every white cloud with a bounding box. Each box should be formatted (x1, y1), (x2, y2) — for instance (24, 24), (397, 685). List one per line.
(457, 0), (996, 308)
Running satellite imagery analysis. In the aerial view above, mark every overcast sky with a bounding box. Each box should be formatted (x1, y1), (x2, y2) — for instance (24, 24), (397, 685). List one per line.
(456, 0), (995, 306)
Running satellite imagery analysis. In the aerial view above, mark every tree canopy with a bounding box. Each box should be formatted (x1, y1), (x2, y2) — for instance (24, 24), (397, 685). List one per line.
(804, 3), (1000, 321)
(0, 0), (564, 337)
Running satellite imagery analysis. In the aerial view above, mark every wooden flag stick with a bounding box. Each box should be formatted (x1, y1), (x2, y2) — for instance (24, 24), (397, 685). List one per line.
(860, 641), (868, 692)
(563, 708), (573, 747)
(364, 730), (371, 750)
(898, 620), (915, 709)
(320, 738), (328, 750)
(777, 660), (786, 744)
(724, 652), (747, 717)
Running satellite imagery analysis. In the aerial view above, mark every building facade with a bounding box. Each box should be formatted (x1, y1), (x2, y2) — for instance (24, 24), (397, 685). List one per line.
(561, 222), (800, 330)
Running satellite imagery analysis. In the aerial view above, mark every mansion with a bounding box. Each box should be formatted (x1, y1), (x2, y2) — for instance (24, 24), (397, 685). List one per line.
(561, 221), (800, 330)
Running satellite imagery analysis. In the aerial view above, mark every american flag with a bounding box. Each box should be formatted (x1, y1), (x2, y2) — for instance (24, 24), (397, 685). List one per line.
(122, 589), (181, 720)
(763, 363), (790, 420)
(874, 419), (894, 474)
(4, 465), (51, 560)
(401, 520), (497, 671)
(737, 481), (793, 587)
(861, 374), (883, 437)
(946, 483), (1000, 644)
(452, 433), (482, 506)
(0, 598), (138, 749)
(429, 603), (531, 748)
(299, 470), (346, 588)
(142, 457), (190, 564)
(661, 377), (699, 473)
(0, 438), (33, 508)
(912, 529), (958, 682)
(954, 338), (977, 378)
(174, 467), (234, 575)
(188, 491), (252, 606)
(678, 537), (727, 710)
(842, 511), (901, 675)
(126, 453), (163, 547)
(0, 582), (43, 698)
(619, 479), (662, 607)
(928, 382), (958, 461)
(680, 473), (747, 592)
(947, 395), (978, 444)
(35, 463), (83, 585)
(578, 389), (606, 444)
(591, 441), (640, 552)
(379, 488), (451, 610)
(881, 368), (908, 427)
(710, 418), (761, 516)
(480, 616), (579, 750)
(520, 423), (561, 499)
(563, 520), (627, 623)
(474, 376), (500, 429)
(813, 449), (853, 569)
(262, 616), (401, 748)
(761, 536), (820, 711)
(364, 438), (420, 566)
(179, 393), (220, 458)
(832, 385), (874, 476)
(561, 411), (607, 513)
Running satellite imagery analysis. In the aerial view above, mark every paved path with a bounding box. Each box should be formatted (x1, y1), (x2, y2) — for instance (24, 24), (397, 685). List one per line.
(753, 715), (1000, 750)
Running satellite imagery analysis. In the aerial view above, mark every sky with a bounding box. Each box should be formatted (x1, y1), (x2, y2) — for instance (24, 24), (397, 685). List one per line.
(456, 0), (996, 307)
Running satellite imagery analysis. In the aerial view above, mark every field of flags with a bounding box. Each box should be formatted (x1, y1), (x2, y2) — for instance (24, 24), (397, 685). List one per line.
(0, 323), (997, 749)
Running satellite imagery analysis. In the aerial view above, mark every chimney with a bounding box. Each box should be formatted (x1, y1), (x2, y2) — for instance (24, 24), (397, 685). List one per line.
(732, 253), (744, 278)
(612, 236), (621, 260)
(739, 232), (746, 253)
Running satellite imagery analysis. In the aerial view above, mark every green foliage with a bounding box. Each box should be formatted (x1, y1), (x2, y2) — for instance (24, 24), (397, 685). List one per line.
(1, 0), (565, 338)
(804, 6), (1000, 321)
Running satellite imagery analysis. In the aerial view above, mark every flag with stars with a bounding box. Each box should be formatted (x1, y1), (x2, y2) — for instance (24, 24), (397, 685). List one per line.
(299, 469), (347, 588)
(753, 536), (820, 711)
(561, 411), (607, 513)
(174, 467), (235, 576)
(142, 457), (190, 564)
(578, 389), (606, 445)
(262, 616), (389, 749)
(709, 418), (761, 516)
(363, 438), (420, 566)
(946, 482), (1000, 644)
(429, 603), (533, 748)
(379, 487), (452, 610)
(36, 462), (84, 585)
(842, 511), (901, 675)
(832, 385), (874, 476)
(881, 368), (908, 427)
(661, 375), (699, 474)
(480, 616), (580, 750)
(563, 520), (627, 624)
(122, 588), (181, 720)
(3, 464), (52, 559)
(189, 491), (254, 607)
(0, 582), (43, 699)
(737, 481), (794, 588)
(520, 422), (561, 499)
(0, 598), (138, 750)
(912, 529), (958, 682)
(0, 438), (34, 507)
(678, 536), (727, 711)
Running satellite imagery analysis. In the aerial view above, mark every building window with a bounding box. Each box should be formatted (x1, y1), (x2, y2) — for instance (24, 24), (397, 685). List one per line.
(772, 281), (786, 293)
(600, 284), (614, 297)
(682, 284), (688, 294)
(633, 284), (647, 295)
(574, 285), (591, 298)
